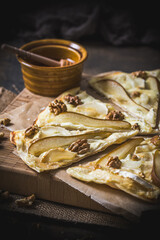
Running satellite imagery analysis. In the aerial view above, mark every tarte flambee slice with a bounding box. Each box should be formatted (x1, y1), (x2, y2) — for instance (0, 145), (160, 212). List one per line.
(11, 87), (135, 172)
(89, 71), (160, 133)
(67, 135), (160, 201)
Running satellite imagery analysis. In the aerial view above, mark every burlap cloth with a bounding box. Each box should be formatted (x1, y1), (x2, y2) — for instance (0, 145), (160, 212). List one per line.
(0, 86), (144, 229)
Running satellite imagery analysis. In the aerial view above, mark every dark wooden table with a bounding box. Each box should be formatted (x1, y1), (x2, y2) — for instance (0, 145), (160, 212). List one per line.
(0, 39), (160, 94)
(0, 39), (160, 239)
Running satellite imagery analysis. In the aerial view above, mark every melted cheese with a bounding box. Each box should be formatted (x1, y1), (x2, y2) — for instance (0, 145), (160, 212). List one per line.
(12, 126), (138, 172)
(36, 89), (109, 128)
(89, 71), (159, 131)
(108, 72), (145, 90)
(67, 137), (160, 201)
(64, 91), (108, 118)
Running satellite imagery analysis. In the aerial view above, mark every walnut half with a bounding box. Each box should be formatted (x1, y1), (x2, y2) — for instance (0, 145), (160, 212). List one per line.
(64, 94), (82, 106)
(0, 118), (11, 126)
(25, 125), (39, 138)
(68, 139), (90, 154)
(15, 194), (35, 207)
(49, 99), (67, 115)
(107, 156), (122, 169)
(106, 110), (124, 121)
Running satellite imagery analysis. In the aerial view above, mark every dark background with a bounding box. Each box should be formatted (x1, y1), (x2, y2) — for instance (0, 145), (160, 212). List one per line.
(0, 0), (160, 94)
(0, 0), (160, 47)
(0, 1), (160, 239)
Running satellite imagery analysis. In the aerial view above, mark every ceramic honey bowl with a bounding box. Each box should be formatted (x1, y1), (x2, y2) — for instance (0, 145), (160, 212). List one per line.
(17, 39), (87, 96)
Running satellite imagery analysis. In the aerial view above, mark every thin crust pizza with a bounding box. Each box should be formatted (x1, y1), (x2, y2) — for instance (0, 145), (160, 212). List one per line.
(89, 70), (160, 134)
(67, 135), (160, 201)
(10, 88), (135, 172)
(10, 70), (160, 202)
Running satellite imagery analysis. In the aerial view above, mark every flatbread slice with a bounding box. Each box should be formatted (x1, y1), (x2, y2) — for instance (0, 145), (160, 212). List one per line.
(89, 71), (160, 133)
(67, 135), (160, 201)
(34, 87), (131, 132)
(10, 87), (138, 172)
(11, 124), (138, 172)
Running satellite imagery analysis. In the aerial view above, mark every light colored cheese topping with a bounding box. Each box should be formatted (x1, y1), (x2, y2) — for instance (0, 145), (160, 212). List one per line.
(107, 72), (145, 90)
(36, 90), (109, 128)
(12, 127), (138, 172)
(64, 91), (109, 118)
(67, 137), (160, 200)
(90, 71), (160, 130)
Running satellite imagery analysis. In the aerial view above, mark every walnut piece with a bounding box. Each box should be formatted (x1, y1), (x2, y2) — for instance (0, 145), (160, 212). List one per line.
(107, 156), (122, 169)
(131, 71), (148, 79)
(49, 99), (67, 115)
(132, 123), (140, 131)
(68, 139), (90, 154)
(64, 94), (82, 106)
(0, 118), (11, 126)
(106, 110), (125, 121)
(151, 135), (160, 147)
(132, 154), (140, 161)
(131, 91), (140, 98)
(25, 125), (39, 138)
(15, 194), (35, 207)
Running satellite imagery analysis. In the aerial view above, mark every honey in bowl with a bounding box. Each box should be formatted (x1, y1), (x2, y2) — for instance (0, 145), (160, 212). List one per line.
(27, 45), (78, 67)
(17, 39), (87, 96)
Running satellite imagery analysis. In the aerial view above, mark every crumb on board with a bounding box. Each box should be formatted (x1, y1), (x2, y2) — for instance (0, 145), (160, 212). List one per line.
(0, 118), (11, 126)
(15, 194), (36, 207)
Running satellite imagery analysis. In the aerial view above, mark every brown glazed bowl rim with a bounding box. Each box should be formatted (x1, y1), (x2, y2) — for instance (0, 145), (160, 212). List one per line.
(17, 38), (88, 70)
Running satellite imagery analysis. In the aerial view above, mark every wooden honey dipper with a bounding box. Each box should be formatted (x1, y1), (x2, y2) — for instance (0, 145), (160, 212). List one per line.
(1, 44), (73, 67)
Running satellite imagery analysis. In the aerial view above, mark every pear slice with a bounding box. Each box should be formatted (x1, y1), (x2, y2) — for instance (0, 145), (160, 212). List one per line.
(98, 138), (144, 168)
(49, 111), (131, 131)
(41, 148), (77, 163)
(152, 150), (160, 187)
(28, 131), (111, 156)
(90, 79), (149, 120)
(38, 126), (80, 138)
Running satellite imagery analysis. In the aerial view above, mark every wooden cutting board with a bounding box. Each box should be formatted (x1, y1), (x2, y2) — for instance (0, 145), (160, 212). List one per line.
(1, 77), (160, 221)
(0, 87), (110, 213)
